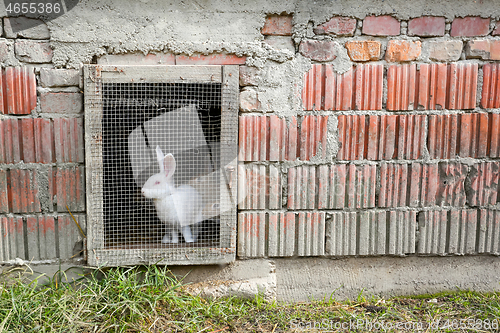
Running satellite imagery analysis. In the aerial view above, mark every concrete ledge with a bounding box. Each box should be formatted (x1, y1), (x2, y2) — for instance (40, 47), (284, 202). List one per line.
(275, 256), (500, 302)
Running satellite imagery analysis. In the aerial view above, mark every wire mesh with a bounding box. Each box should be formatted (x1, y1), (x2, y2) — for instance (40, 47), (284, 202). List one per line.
(100, 82), (222, 250)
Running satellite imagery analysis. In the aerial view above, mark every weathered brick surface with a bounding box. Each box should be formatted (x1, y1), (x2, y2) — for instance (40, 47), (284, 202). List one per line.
(493, 22), (500, 36)
(314, 16), (356, 36)
(302, 65), (354, 111)
(264, 36), (295, 52)
(238, 115), (327, 162)
(302, 64), (382, 111)
(316, 164), (377, 209)
(477, 210), (500, 254)
(408, 16), (445, 36)
(239, 66), (260, 86)
(238, 164), (281, 210)
(337, 114), (425, 160)
(239, 88), (260, 111)
(451, 16), (490, 37)
(261, 15), (293, 36)
(0, 170), (8, 213)
(466, 39), (500, 60)
(0, 40), (11, 63)
(385, 40), (421, 62)
(4, 17), (50, 39)
(237, 212), (266, 258)
(428, 113), (500, 159)
(467, 162), (500, 207)
(362, 15), (400, 36)
(40, 68), (81, 87)
(345, 41), (381, 61)
(14, 40), (52, 63)
(55, 166), (86, 212)
(8, 169), (41, 213)
(299, 40), (337, 62)
(427, 40), (463, 62)
(326, 210), (416, 256)
(387, 63), (477, 111)
(53, 118), (84, 163)
(0, 67), (37, 115)
(482, 63), (500, 109)
(40, 93), (83, 114)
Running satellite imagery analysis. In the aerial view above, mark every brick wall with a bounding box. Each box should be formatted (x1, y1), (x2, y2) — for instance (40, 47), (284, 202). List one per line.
(3, 12), (500, 263)
(237, 14), (500, 258)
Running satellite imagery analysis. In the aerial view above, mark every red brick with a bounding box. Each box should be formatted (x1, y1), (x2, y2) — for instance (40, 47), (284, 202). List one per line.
(314, 16), (356, 36)
(428, 113), (500, 159)
(362, 15), (400, 36)
(337, 114), (424, 161)
(354, 63), (383, 110)
(387, 64), (417, 110)
(408, 16), (445, 36)
(175, 54), (246, 65)
(438, 162), (467, 206)
(451, 16), (490, 37)
(299, 40), (337, 62)
(481, 63), (500, 109)
(34, 119), (53, 163)
(385, 40), (421, 62)
(40, 92), (83, 114)
(261, 15), (293, 36)
(21, 118), (35, 163)
(0, 216), (25, 260)
(237, 164), (282, 210)
(0, 170), (8, 213)
(427, 40), (463, 62)
(238, 115), (299, 161)
(287, 165), (317, 210)
(299, 115), (328, 161)
(55, 166), (85, 212)
(0, 119), (21, 164)
(441, 63), (476, 110)
(379, 163), (408, 207)
(8, 169), (41, 213)
(493, 22), (500, 36)
(409, 163), (438, 207)
(379, 162), (465, 208)
(467, 162), (500, 206)
(268, 212), (296, 257)
(0, 67), (37, 115)
(302, 64), (353, 110)
(53, 118), (84, 163)
(237, 212), (266, 257)
(345, 41), (381, 61)
(388, 63), (477, 111)
(466, 39), (500, 60)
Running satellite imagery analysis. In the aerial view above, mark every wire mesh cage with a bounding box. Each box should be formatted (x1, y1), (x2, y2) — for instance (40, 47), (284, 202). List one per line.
(84, 65), (238, 266)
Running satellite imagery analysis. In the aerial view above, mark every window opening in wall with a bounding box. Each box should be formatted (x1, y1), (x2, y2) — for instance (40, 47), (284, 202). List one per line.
(85, 65), (238, 266)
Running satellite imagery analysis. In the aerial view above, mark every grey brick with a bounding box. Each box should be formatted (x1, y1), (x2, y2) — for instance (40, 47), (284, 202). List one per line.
(15, 40), (52, 63)
(40, 68), (81, 87)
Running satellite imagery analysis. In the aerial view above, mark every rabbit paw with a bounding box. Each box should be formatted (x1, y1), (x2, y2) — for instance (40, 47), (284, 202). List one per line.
(161, 231), (179, 244)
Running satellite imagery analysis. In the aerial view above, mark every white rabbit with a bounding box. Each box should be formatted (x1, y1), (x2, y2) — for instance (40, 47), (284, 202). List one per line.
(141, 145), (203, 244)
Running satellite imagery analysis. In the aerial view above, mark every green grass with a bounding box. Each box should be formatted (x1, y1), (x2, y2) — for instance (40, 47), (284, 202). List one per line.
(0, 265), (499, 332)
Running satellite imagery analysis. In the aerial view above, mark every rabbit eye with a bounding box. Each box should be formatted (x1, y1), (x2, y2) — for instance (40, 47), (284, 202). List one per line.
(154, 181), (160, 185)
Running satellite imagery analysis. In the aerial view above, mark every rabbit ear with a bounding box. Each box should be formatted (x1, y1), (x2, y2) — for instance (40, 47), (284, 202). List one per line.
(163, 153), (176, 179)
(156, 146), (165, 173)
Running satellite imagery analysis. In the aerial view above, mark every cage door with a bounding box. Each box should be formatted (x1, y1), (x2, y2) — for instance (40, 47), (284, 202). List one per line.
(84, 65), (238, 266)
